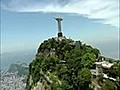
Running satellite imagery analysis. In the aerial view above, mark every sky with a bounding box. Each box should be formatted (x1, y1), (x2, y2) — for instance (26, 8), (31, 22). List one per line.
(1, 0), (120, 59)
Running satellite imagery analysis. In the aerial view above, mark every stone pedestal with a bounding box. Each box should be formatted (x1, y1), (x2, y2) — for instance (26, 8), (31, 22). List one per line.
(58, 32), (63, 37)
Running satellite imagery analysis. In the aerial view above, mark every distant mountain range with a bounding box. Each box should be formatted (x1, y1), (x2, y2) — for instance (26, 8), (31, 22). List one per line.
(1, 49), (36, 71)
(8, 62), (29, 76)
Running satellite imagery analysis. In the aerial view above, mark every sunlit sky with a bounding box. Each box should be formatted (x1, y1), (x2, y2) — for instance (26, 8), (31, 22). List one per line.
(1, 0), (119, 59)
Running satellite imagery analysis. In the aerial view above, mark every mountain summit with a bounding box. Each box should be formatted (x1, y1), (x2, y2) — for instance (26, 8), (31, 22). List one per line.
(26, 17), (100, 90)
(26, 38), (100, 90)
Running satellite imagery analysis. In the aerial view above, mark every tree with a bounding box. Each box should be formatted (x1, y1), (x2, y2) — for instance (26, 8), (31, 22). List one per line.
(81, 53), (96, 68)
(77, 68), (91, 90)
(101, 79), (117, 90)
(108, 63), (120, 78)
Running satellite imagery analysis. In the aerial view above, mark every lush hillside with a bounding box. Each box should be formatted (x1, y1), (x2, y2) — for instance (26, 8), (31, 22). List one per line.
(26, 38), (100, 90)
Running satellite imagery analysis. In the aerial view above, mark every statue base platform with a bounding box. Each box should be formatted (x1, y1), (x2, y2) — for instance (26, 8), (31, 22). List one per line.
(58, 32), (63, 37)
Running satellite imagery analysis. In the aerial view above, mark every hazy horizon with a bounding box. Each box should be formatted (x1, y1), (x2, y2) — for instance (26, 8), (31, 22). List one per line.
(1, 0), (120, 65)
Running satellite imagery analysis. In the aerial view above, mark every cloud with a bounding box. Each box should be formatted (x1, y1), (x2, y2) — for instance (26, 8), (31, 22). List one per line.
(1, 0), (119, 28)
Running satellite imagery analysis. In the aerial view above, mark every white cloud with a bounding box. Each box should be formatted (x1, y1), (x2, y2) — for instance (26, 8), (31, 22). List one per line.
(1, 0), (119, 28)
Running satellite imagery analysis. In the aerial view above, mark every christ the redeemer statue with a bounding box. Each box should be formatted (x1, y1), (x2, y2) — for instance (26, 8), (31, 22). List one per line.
(55, 16), (63, 37)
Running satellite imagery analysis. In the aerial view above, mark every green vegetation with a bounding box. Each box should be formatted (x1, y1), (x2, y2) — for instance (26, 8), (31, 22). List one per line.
(26, 38), (100, 90)
(101, 79), (116, 90)
(108, 63), (120, 78)
(107, 63), (120, 89)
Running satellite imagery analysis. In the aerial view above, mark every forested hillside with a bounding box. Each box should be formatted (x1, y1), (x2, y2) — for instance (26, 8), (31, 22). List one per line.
(26, 38), (100, 90)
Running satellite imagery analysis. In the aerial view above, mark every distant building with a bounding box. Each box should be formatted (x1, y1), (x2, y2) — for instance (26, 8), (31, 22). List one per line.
(91, 56), (114, 76)
(90, 56), (116, 90)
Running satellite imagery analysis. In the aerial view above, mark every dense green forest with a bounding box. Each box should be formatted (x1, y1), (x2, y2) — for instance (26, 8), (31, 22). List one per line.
(26, 38), (120, 90)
